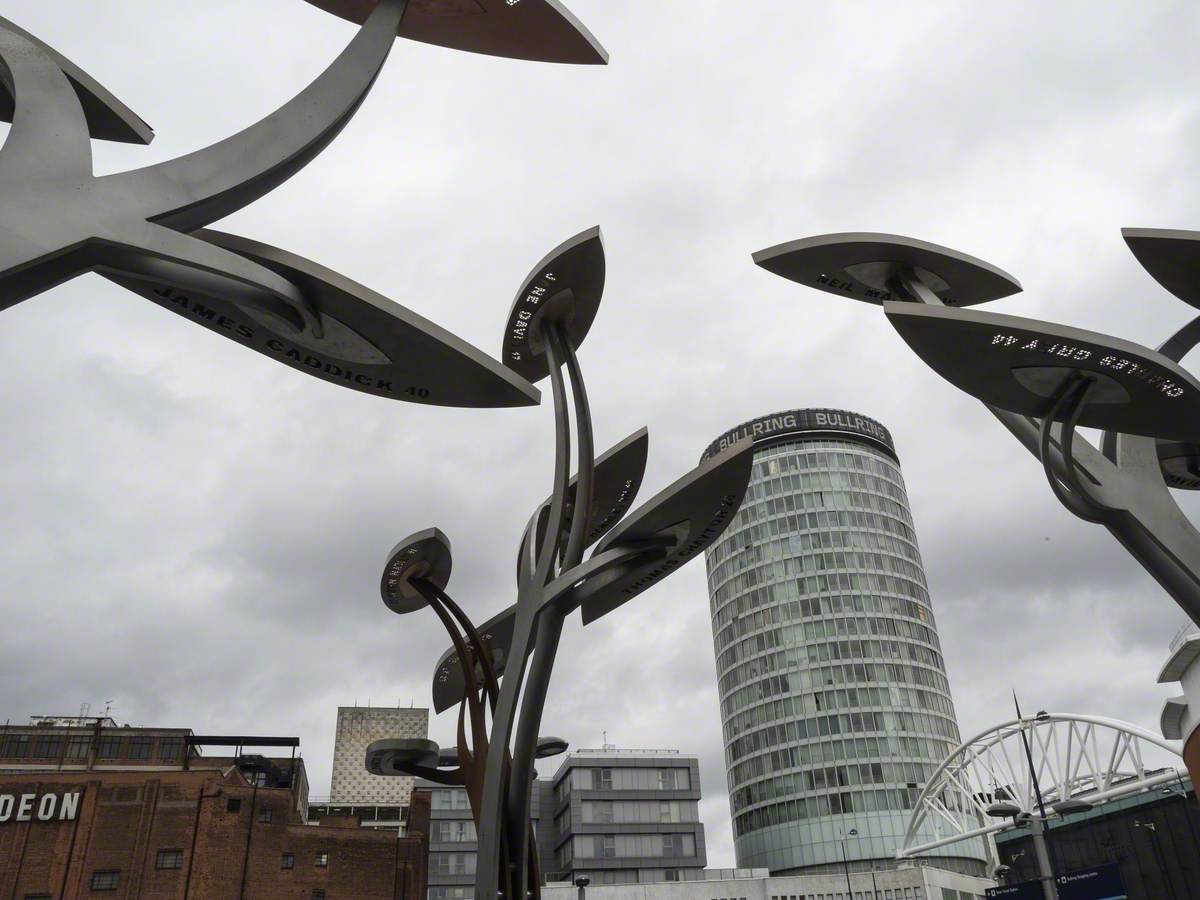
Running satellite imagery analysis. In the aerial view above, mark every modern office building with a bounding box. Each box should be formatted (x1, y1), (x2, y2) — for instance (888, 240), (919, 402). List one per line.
(994, 772), (1196, 900)
(0, 714), (429, 899)
(415, 777), (557, 900)
(702, 410), (983, 876)
(330, 706), (429, 806)
(549, 748), (708, 885)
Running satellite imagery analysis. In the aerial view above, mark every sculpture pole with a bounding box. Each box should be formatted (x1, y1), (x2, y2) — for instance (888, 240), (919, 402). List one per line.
(373, 229), (754, 900)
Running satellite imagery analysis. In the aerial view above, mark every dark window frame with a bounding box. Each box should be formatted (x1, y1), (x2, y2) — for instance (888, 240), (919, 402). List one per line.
(314, 851), (329, 868)
(155, 850), (184, 870)
(281, 853), (294, 870)
(157, 737), (184, 762)
(90, 870), (120, 891)
(65, 736), (90, 760)
(96, 736), (123, 760)
(32, 735), (62, 759)
(128, 737), (153, 760)
(1, 734), (30, 758)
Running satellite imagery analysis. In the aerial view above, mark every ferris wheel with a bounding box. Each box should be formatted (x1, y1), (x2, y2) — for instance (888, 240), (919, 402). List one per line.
(897, 712), (1185, 872)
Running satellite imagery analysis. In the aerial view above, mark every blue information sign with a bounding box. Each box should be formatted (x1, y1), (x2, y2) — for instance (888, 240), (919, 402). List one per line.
(986, 880), (1043, 899)
(1056, 863), (1127, 900)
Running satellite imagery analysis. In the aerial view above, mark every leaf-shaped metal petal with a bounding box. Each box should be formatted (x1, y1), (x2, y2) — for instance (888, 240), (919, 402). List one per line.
(381, 528), (453, 615)
(304, 0), (607, 65)
(365, 738), (440, 776)
(106, 230), (540, 409)
(753, 233), (1021, 307)
(535, 736), (569, 758)
(502, 227), (605, 383)
(522, 427), (649, 575)
(1123, 228), (1200, 311)
(432, 605), (516, 714)
(578, 439), (754, 625)
(0, 16), (153, 145)
(885, 303), (1200, 442)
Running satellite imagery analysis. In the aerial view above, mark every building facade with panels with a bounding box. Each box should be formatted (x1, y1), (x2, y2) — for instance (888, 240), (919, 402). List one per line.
(330, 706), (429, 806)
(414, 777), (557, 900)
(549, 749), (707, 886)
(701, 410), (985, 876)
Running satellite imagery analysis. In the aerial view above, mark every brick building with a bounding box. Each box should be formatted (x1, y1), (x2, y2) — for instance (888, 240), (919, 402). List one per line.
(0, 716), (429, 899)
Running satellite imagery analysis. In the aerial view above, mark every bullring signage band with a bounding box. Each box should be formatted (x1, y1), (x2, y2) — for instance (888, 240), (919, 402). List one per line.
(703, 408), (896, 460)
(0, 791), (81, 823)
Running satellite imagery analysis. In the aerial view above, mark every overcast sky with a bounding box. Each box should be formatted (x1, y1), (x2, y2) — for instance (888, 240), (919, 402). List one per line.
(1, 0), (1198, 867)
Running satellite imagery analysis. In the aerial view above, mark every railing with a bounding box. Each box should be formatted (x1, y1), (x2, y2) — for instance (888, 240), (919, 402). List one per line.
(569, 748), (682, 756)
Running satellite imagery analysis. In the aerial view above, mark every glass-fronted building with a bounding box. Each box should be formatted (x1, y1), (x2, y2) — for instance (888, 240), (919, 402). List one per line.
(549, 748), (707, 885)
(702, 409), (985, 876)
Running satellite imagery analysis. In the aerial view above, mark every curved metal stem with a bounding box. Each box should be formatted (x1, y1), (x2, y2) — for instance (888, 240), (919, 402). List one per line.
(0, 24), (92, 178)
(427, 582), (501, 711)
(537, 329), (573, 580)
(417, 581), (487, 752)
(1157, 314), (1200, 364)
(559, 325), (595, 570)
(505, 325), (586, 900)
(897, 270), (945, 307)
(104, 0), (408, 232)
(476, 327), (574, 900)
(1038, 375), (1107, 524)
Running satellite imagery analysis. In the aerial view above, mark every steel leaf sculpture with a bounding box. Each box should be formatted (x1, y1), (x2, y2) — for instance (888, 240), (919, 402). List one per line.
(754, 230), (1200, 626)
(369, 227), (753, 900)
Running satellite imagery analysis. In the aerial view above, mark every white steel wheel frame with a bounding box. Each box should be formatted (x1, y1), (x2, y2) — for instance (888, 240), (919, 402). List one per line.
(897, 712), (1184, 872)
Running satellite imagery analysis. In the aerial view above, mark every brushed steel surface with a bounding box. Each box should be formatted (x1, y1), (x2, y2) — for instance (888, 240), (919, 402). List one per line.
(303, 0), (608, 65)
(754, 232), (1022, 307)
(885, 303), (1200, 441)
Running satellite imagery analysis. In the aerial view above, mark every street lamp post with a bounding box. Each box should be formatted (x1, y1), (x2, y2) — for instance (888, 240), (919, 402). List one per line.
(841, 829), (858, 900)
(1134, 819), (1178, 900)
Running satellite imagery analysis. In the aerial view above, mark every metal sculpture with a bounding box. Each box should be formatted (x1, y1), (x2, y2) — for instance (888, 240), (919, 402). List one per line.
(896, 713), (1184, 880)
(753, 231), (1200, 627)
(0, 0), (607, 407)
(369, 227), (755, 900)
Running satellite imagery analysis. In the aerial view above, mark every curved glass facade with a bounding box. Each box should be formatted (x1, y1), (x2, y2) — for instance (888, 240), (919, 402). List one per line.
(702, 410), (985, 875)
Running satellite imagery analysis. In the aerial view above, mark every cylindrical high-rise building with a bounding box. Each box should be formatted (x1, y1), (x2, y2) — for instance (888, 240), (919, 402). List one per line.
(702, 409), (985, 876)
